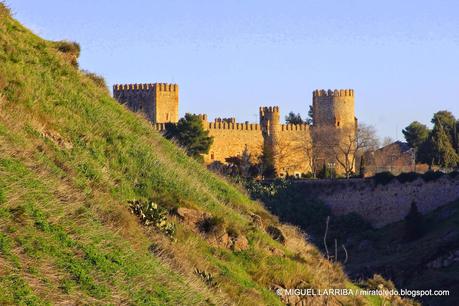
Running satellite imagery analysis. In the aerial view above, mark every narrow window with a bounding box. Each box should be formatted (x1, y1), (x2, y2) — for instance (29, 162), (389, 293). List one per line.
(211, 152), (215, 160)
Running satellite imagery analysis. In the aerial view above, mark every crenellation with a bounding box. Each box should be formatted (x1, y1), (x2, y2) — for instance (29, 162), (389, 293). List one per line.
(312, 88), (354, 97)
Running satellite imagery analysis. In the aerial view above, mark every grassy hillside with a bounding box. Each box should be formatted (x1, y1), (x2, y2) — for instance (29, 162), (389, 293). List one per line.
(0, 4), (411, 305)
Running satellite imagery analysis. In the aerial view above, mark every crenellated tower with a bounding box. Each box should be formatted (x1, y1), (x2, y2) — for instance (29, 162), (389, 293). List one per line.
(113, 83), (179, 124)
(259, 106), (281, 175)
(312, 89), (357, 174)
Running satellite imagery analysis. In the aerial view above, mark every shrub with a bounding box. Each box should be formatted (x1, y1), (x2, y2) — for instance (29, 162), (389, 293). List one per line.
(198, 216), (225, 235)
(53, 40), (80, 68)
(266, 225), (285, 244)
(363, 274), (396, 291)
(396, 172), (419, 183)
(128, 200), (176, 239)
(82, 70), (108, 92)
(54, 40), (80, 56)
(421, 170), (444, 182)
(373, 171), (395, 186)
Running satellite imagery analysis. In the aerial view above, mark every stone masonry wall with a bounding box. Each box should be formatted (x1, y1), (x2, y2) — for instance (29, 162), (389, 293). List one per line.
(275, 125), (312, 176)
(202, 123), (263, 164)
(295, 176), (459, 228)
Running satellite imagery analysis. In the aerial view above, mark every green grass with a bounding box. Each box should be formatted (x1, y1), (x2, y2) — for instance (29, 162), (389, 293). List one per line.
(0, 3), (401, 305)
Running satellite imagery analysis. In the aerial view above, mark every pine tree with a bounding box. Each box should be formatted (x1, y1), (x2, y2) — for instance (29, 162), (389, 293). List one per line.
(164, 113), (213, 161)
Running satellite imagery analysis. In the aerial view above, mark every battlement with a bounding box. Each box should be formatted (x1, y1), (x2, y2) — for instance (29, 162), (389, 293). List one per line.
(208, 122), (261, 131)
(113, 83), (179, 93)
(259, 106), (280, 115)
(214, 117), (236, 124)
(153, 123), (167, 131)
(280, 123), (310, 131)
(313, 89), (354, 97)
(196, 114), (208, 122)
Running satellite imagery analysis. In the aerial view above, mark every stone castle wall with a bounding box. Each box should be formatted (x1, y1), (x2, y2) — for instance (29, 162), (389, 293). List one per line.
(113, 84), (356, 177)
(275, 125), (312, 175)
(203, 122), (264, 164)
(295, 177), (459, 228)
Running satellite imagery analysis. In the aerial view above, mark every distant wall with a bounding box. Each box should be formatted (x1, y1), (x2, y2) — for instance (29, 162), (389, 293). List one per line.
(203, 123), (263, 164)
(275, 125), (311, 175)
(295, 176), (459, 228)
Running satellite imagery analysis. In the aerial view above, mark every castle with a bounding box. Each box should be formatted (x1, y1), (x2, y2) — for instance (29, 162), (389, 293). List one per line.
(113, 83), (357, 177)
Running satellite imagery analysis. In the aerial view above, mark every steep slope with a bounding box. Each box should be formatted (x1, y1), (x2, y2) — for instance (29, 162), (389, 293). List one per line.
(345, 198), (459, 306)
(0, 4), (406, 305)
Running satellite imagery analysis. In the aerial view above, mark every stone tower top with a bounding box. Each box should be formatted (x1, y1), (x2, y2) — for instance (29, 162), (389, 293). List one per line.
(112, 82), (179, 123)
(312, 89), (355, 129)
(312, 89), (354, 97)
(112, 83), (178, 92)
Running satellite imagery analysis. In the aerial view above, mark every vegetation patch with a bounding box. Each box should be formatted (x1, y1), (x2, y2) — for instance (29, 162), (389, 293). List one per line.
(198, 216), (225, 235)
(128, 200), (176, 239)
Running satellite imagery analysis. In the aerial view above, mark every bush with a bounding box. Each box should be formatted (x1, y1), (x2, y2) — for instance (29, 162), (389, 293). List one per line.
(54, 40), (80, 56)
(421, 170), (444, 182)
(198, 216), (225, 235)
(363, 274), (396, 291)
(53, 40), (80, 68)
(373, 171), (395, 186)
(396, 172), (419, 183)
(82, 70), (108, 92)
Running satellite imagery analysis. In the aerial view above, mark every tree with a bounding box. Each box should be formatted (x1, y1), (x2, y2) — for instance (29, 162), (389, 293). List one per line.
(381, 136), (394, 147)
(402, 121), (430, 163)
(429, 122), (459, 168)
(432, 111), (457, 155)
(320, 123), (379, 179)
(224, 145), (256, 178)
(164, 113), (213, 161)
(285, 112), (304, 124)
(432, 111), (456, 137)
(402, 121), (430, 150)
(305, 105), (314, 125)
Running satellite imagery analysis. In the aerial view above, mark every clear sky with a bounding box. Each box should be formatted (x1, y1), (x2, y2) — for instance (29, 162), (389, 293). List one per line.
(5, 0), (459, 140)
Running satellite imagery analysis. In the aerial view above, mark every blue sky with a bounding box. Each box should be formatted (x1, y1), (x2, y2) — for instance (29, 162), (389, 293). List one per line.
(6, 0), (459, 140)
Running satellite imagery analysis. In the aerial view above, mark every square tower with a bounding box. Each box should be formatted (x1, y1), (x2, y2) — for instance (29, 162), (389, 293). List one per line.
(112, 83), (179, 124)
